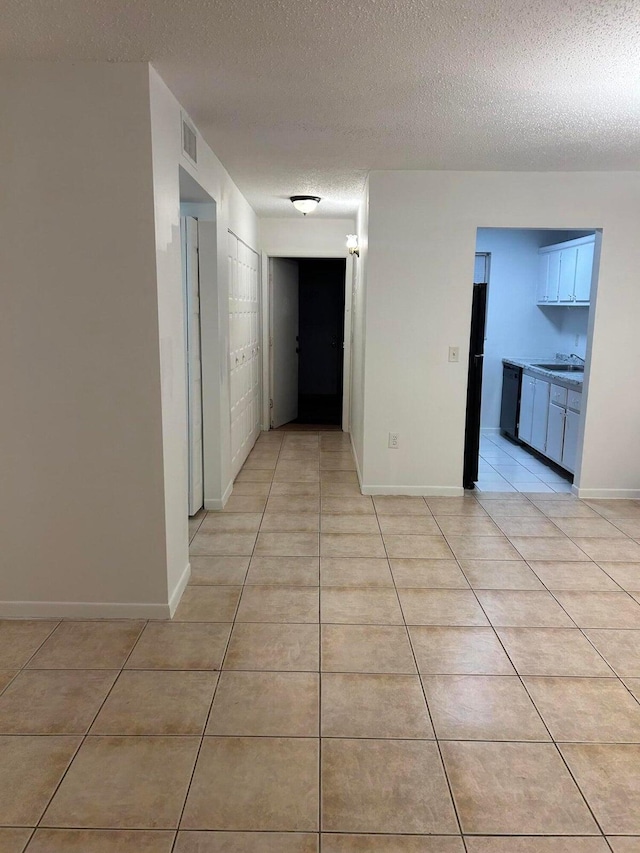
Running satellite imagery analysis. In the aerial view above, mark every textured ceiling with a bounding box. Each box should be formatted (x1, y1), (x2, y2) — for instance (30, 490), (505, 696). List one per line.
(4, 0), (640, 216)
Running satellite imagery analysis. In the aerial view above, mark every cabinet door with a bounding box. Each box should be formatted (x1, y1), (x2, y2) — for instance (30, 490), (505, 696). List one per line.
(547, 251), (561, 303)
(562, 409), (580, 473)
(518, 374), (536, 445)
(558, 247), (578, 303)
(546, 402), (566, 464)
(574, 241), (594, 303)
(537, 254), (550, 303)
(531, 378), (550, 452)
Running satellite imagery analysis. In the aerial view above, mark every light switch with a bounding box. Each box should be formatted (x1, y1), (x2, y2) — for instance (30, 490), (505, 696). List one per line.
(448, 346), (459, 363)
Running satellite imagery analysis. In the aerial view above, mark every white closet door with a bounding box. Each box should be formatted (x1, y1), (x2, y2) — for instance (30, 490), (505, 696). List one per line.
(228, 231), (261, 479)
(183, 216), (204, 515)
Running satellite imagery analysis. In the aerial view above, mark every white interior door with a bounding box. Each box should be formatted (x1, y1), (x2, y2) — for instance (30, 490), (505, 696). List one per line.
(183, 216), (204, 515)
(229, 232), (261, 478)
(270, 258), (299, 429)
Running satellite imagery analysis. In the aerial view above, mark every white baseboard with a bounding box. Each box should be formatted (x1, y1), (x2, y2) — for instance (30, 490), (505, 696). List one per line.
(204, 480), (233, 511)
(574, 487), (640, 500)
(0, 600), (171, 619)
(360, 484), (465, 497)
(168, 561), (191, 618)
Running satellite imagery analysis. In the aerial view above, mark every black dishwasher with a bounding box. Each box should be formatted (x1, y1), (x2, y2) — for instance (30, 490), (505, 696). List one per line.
(500, 363), (522, 440)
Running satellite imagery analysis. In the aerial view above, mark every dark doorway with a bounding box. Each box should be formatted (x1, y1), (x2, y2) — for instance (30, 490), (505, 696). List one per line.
(463, 256), (489, 489)
(296, 258), (346, 425)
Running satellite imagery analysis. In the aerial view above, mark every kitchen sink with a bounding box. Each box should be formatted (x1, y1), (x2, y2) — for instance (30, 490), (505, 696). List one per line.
(532, 363), (584, 372)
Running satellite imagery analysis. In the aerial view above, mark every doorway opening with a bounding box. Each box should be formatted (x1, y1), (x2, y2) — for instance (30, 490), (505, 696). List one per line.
(463, 227), (601, 494)
(269, 257), (347, 429)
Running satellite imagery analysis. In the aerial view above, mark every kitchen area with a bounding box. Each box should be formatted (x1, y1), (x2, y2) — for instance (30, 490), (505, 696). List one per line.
(472, 229), (597, 493)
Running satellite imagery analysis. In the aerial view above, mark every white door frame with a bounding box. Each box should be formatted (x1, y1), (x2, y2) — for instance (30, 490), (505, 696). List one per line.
(261, 253), (354, 432)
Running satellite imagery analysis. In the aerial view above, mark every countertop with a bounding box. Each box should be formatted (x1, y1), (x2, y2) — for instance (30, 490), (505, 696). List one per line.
(502, 357), (584, 389)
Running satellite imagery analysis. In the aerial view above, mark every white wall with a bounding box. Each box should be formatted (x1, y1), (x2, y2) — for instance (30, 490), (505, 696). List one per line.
(148, 67), (259, 601)
(362, 171), (640, 498)
(350, 186), (369, 477)
(0, 62), (168, 616)
(260, 218), (355, 258)
(477, 229), (591, 430)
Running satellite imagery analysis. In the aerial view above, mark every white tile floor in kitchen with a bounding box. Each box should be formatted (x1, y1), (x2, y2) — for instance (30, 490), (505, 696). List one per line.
(477, 433), (574, 494)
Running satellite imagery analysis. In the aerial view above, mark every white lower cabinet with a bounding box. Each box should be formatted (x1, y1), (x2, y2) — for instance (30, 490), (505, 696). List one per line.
(562, 409), (580, 473)
(546, 401), (566, 464)
(519, 375), (582, 474)
(518, 375), (535, 444)
(530, 378), (550, 452)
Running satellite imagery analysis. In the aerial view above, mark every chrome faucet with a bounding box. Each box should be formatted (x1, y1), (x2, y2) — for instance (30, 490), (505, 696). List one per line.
(570, 353), (585, 364)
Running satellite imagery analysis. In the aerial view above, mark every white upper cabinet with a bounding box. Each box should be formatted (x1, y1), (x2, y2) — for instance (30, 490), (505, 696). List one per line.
(537, 234), (595, 306)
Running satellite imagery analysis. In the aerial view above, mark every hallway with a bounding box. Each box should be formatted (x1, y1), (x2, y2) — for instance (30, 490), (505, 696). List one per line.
(2, 431), (640, 850)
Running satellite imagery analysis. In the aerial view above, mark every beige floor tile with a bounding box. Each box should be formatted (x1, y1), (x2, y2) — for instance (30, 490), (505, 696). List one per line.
(189, 556), (249, 585)
(320, 471), (359, 485)
(497, 627), (614, 676)
(373, 496), (430, 516)
(459, 559), (543, 589)
(492, 516), (563, 537)
(231, 481), (271, 496)
(182, 737), (318, 831)
(0, 735), (80, 825)
(198, 513), (262, 534)
(321, 624), (416, 673)
(476, 589), (574, 627)
(0, 671), (16, 692)
(321, 739), (457, 834)
(246, 556), (319, 586)
(125, 623), (231, 671)
(273, 463), (320, 483)
(531, 500), (600, 518)
(441, 741), (598, 835)
(596, 562), (640, 590)
(91, 671), (217, 735)
(321, 515), (380, 534)
(42, 736), (199, 829)
(27, 621), (144, 669)
(236, 585), (319, 622)
(435, 516), (501, 536)
(625, 678), (640, 701)
(235, 468), (273, 483)
(255, 531), (319, 557)
(480, 500), (544, 518)
(320, 558), (394, 587)
(464, 838), (609, 852)
(175, 832), (318, 853)
(25, 829), (175, 852)
(423, 674), (549, 741)
(378, 515), (441, 535)
(552, 517), (628, 538)
(609, 518), (640, 537)
(321, 588), (403, 624)
(446, 535), (520, 561)
(0, 828), (32, 853)
(173, 586), (242, 622)
(322, 837), (464, 853)
(266, 495), (320, 513)
(320, 482), (363, 497)
(553, 591), (640, 628)
(524, 676), (640, 742)
(189, 531), (257, 556)
(260, 513), (320, 532)
(585, 499), (640, 520)
(224, 623), (319, 671)
(390, 559), (469, 589)
(321, 673), (433, 738)
(320, 533), (385, 558)
(320, 496), (374, 514)
(426, 497), (488, 516)
(0, 621), (59, 669)
(384, 534), (454, 559)
(320, 435), (351, 451)
(269, 483), (320, 498)
(409, 626), (515, 675)
(0, 670), (116, 734)
(399, 589), (488, 626)
(320, 452), (355, 471)
(583, 629), (640, 676)
(279, 449), (320, 463)
(606, 838), (640, 853)
(528, 560), (620, 590)
(509, 536), (588, 561)
(560, 743), (640, 834)
(222, 495), (268, 513)
(572, 538), (640, 562)
(207, 671), (318, 736)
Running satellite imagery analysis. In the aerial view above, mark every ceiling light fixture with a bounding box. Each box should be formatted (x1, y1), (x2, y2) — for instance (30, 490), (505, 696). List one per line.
(290, 195), (321, 215)
(346, 234), (360, 257)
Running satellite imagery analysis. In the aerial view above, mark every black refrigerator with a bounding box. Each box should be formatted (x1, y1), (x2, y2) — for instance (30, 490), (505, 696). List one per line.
(463, 282), (488, 489)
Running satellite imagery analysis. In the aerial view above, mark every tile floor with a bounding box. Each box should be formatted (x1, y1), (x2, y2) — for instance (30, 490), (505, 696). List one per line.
(2, 430), (640, 850)
(477, 431), (574, 493)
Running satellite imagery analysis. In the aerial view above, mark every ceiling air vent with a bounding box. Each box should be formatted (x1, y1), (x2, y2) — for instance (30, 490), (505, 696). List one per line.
(182, 116), (197, 165)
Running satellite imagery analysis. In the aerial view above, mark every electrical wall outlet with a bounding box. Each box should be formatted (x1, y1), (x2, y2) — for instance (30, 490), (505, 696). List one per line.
(388, 432), (399, 449)
(448, 346), (459, 363)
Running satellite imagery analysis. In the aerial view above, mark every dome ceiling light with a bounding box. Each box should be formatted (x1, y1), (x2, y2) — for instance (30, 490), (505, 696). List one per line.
(290, 195), (321, 215)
